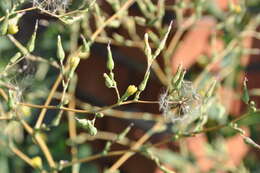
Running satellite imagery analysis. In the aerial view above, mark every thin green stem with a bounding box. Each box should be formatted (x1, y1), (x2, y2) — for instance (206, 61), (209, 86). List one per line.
(19, 99), (161, 114)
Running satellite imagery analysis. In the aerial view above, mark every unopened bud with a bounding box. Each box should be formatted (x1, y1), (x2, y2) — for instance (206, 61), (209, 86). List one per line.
(7, 24), (19, 35)
(107, 42), (114, 71)
(69, 56), (80, 71)
(27, 21), (38, 52)
(75, 118), (97, 136)
(57, 35), (65, 61)
(126, 85), (137, 96)
(103, 73), (114, 88)
(120, 85), (137, 101)
(31, 156), (42, 169)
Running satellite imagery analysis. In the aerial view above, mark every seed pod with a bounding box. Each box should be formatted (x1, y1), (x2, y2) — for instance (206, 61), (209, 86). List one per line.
(27, 21), (38, 52)
(106, 42), (114, 71)
(57, 35), (65, 61)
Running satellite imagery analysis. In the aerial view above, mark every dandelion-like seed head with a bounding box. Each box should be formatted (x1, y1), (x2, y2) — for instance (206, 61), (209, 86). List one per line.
(159, 80), (202, 124)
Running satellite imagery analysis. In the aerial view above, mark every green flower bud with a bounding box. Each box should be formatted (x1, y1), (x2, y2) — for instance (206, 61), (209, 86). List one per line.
(107, 43), (114, 71)
(138, 71), (150, 92)
(173, 134), (180, 140)
(27, 21), (38, 52)
(103, 73), (114, 88)
(57, 35), (65, 61)
(242, 78), (249, 104)
(52, 111), (63, 126)
(79, 35), (91, 59)
(81, 35), (91, 52)
(68, 57), (80, 79)
(69, 57), (80, 71)
(144, 33), (152, 63)
(95, 112), (104, 118)
(75, 118), (97, 136)
(7, 90), (16, 111)
(249, 101), (257, 112)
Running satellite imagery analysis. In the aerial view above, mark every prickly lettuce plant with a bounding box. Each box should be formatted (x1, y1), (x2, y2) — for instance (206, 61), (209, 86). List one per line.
(1, 0), (260, 173)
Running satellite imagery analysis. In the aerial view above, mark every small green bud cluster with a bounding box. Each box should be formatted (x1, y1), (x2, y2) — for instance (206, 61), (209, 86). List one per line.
(75, 117), (97, 136)
(103, 42), (123, 101)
